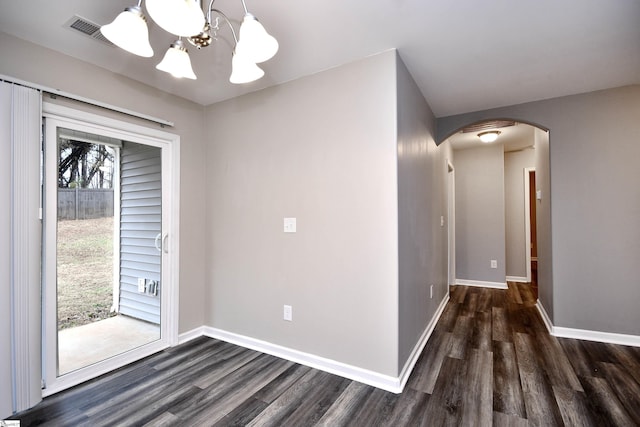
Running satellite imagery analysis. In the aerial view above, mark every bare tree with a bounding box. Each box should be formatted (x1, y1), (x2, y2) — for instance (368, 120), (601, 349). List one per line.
(59, 141), (114, 189)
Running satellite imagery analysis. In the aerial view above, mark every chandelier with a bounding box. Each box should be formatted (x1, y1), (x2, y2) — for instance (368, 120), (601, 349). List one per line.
(101, 0), (279, 84)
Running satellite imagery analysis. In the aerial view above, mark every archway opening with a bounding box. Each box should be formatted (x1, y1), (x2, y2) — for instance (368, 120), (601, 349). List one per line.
(442, 119), (551, 305)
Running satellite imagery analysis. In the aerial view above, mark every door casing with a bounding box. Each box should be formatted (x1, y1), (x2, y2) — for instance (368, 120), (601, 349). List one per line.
(524, 167), (536, 283)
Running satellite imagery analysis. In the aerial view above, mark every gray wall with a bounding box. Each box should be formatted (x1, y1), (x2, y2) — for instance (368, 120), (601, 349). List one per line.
(504, 147), (535, 279)
(0, 32), (207, 333)
(396, 53), (449, 372)
(438, 85), (640, 335)
(205, 51), (400, 375)
(454, 144), (506, 284)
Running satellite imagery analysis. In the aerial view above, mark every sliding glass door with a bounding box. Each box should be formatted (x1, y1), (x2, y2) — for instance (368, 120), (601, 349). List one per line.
(42, 106), (179, 395)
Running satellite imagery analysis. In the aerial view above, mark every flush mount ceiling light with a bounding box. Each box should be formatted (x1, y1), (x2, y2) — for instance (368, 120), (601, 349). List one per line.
(478, 130), (501, 143)
(101, 0), (278, 83)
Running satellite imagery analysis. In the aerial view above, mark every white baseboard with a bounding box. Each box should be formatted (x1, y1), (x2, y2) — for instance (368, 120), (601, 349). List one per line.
(536, 301), (640, 347)
(535, 300), (553, 334)
(455, 279), (507, 289)
(553, 327), (640, 347)
(202, 327), (402, 393)
(174, 295), (451, 394)
(397, 293), (450, 391)
(178, 326), (207, 344)
(506, 276), (528, 283)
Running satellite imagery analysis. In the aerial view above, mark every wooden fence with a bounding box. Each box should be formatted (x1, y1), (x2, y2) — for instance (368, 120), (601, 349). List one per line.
(58, 188), (114, 220)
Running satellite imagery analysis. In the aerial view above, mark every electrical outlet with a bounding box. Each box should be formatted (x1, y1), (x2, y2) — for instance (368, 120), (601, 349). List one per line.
(137, 277), (146, 293)
(284, 218), (296, 233)
(491, 260), (498, 269)
(283, 305), (293, 321)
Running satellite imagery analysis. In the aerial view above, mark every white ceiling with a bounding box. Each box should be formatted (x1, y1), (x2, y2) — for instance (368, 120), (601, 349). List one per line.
(1, 0), (639, 117)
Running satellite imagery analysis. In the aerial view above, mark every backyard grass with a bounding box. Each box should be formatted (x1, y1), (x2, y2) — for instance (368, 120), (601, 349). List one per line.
(57, 216), (116, 329)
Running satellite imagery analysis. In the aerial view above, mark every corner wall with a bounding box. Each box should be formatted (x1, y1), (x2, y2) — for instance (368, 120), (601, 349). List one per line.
(437, 85), (640, 335)
(395, 53), (449, 372)
(204, 51), (400, 376)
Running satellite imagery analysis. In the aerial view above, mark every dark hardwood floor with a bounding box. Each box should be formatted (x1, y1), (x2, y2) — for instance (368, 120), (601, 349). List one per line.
(12, 284), (640, 426)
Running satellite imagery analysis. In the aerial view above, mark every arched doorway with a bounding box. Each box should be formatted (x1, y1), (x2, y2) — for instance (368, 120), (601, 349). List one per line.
(441, 119), (551, 303)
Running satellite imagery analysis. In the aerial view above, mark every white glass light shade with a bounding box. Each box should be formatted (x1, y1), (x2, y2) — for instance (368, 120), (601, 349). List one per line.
(237, 13), (279, 63)
(229, 51), (264, 84)
(145, 0), (205, 37)
(478, 131), (501, 143)
(156, 40), (197, 79)
(101, 6), (153, 57)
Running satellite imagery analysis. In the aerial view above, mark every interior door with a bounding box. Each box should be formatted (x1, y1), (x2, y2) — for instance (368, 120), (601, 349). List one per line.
(42, 107), (177, 396)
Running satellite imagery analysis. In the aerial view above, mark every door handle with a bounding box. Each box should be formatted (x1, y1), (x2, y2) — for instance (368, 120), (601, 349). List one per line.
(155, 233), (169, 253)
(162, 233), (169, 254)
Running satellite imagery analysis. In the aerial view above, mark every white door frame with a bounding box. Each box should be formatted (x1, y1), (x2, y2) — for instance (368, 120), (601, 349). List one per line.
(41, 102), (180, 396)
(447, 160), (456, 288)
(524, 167), (535, 283)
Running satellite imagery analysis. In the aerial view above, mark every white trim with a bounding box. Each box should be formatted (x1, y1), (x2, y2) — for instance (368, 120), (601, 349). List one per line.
(42, 339), (169, 397)
(535, 301), (640, 347)
(553, 327), (640, 347)
(178, 326), (207, 345)
(447, 161), (456, 287)
(42, 103), (177, 142)
(41, 102), (180, 395)
(162, 131), (181, 347)
(202, 328), (402, 393)
(455, 279), (507, 289)
(177, 294), (450, 394)
(1, 74), (174, 127)
(506, 276), (529, 283)
(397, 293), (450, 391)
(110, 145), (121, 313)
(524, 167), (535, 283)
(535, 300), (553, 334)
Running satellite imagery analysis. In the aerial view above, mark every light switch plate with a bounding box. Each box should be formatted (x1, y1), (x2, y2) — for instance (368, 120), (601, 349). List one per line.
(283, 305), (293, 321)
(284, 217), (296, 233)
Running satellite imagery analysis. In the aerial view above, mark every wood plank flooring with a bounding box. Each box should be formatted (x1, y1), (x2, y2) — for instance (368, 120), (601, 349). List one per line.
(12, 283), (640, 426)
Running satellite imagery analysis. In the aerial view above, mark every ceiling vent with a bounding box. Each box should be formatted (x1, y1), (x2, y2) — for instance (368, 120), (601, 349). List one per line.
(461, 120), (516, 133)
(64, 15), (114, 47)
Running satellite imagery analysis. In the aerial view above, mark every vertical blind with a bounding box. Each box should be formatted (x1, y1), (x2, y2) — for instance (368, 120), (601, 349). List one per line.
(0, 81), (43, 417)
